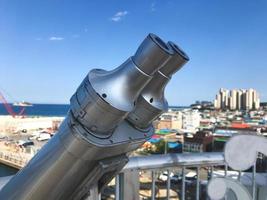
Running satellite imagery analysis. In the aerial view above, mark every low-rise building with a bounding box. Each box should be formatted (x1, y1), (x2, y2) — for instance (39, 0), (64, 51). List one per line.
(182, 110), (201, 133)
(183, 131), (213, 153)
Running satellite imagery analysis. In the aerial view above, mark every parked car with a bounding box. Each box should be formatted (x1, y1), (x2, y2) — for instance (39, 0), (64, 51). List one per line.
(170, 174), (183, 183)
(16, 140), (34, 148)
(29, 131), (41, 140)
(17, 140), (27, 146)
(158, 171), (174, 181)
(29, 131), (50, 140)
(185, 171), (197, 180)
(20, 141), (34, 148)
(37, 133), (51, 141)
(159, 171), (197, 184)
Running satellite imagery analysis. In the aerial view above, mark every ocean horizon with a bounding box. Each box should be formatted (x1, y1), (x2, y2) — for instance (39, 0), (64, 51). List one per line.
(0, 103), (188, 117)
(0, 103), (70, 117)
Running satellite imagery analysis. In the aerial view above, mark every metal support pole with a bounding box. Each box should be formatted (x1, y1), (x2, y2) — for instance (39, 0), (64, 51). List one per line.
(224, 164), (228, 177)
(120, 170), (139, 200)
(196, 167), (200, 200)
(210, 166), (214, 179)
(238, 170), (242, 181)
(115, 175), (120, 200)
(86, 184), (99, 200)
(151, 170), (156, 200)
(115, 173), (125, 200)
(167, 169), (171, 199)
(181, 166), (186, 200)
(252, 162), (256, 200)
(224, 164), (228, 200)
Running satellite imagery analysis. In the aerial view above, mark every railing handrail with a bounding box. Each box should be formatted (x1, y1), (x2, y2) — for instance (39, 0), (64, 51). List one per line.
(122, 152), (225, 172)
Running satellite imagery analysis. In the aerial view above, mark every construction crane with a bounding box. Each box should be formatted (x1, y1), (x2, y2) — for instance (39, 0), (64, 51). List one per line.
(0, 91), (25, 118)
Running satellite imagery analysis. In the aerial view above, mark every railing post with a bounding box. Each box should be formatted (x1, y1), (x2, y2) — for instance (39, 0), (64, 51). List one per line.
(224, 164), (228, 177)
(115, 174), (121, 200)
(196, 166), (200, 200)
(86, 184), (99, 200)
(118, 170), (139, 200)
(151, 170), (156, 200)
(224, 164), (228, 200)
(167, 169), (170, 199)
(181, 166), (185, 200)
(252, 162), (256, 200)
(210, 166), (214, 179)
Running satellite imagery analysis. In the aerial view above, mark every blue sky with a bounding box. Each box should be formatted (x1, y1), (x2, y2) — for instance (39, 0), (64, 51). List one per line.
(0, 0), (267, 105)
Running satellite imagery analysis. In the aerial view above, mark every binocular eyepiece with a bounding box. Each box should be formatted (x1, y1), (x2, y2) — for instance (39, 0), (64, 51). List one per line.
(71, 33), (189, 136)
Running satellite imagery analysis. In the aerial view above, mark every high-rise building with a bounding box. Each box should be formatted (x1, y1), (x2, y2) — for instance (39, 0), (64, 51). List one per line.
(214, 88), (260, 110)
(229, 89), (237, 110)
(253, 90), (260, 110)
(236, 90), (243, 110)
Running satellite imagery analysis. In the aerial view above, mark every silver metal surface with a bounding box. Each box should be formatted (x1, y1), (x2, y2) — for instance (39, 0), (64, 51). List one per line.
(72, 59), (152, 137)
(0, 176), (13, 191)
(86, 184), (99, 200)
(123, 152), (225, 171)
(127, 41), (189, 129)
(109, 152), (227, 200)
(126, 71), (169, 129)
(210, 166), (214, 179)
(118, 170), (139, 200)
(88, 58), (151, 113)
(115, 175), (120, 200)
(133, 33), (173, 75)
(224, 165), (228, 200)
(208, 177), (252, 200)
(71, 34), (175, 137)
(167, 169), (171, 200)
(207, 134), (267, 200)
(159, 41), (189, 78)
(238, 170), (242, 181)
(225, 135), (267, 171)
(151, 170), (156, 200)
(252, 163), (256, 200)
(196, 167), (200, 200)
(225, 164), (228, 177)
(182, 166), (186, 200)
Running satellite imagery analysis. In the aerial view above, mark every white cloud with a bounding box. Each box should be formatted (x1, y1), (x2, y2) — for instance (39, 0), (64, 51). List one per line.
(111, 11), (128, 22)
(49, 36), (64, 41)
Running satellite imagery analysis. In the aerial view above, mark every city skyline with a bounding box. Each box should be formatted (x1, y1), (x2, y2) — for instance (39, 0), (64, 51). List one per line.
(1, 0), (267, 105)
(214, 88), (261, 110)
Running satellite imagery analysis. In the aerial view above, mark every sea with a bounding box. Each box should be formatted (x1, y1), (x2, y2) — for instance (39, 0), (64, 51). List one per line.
(0, 164), (18, 177)
(0, 104), (187, 117)
(0, 103), (69, 117)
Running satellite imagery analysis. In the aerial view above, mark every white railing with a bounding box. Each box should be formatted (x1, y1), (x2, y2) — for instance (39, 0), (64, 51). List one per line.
(112, 152), (225, 200)
(109, 150), (264, 200)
